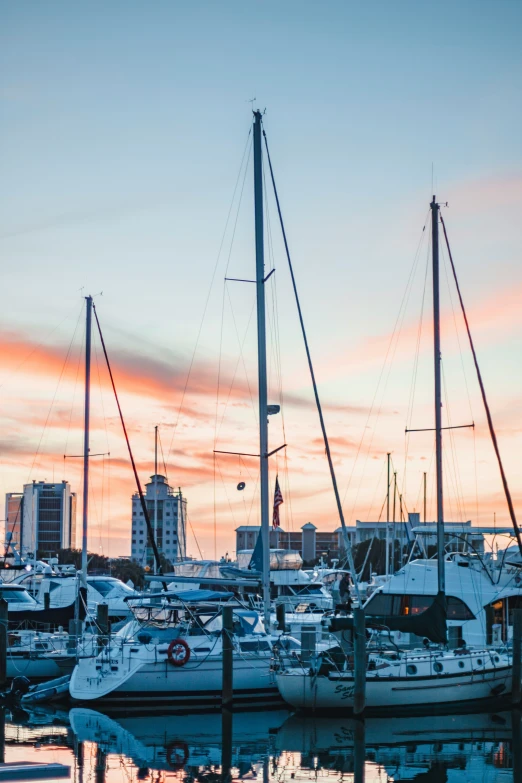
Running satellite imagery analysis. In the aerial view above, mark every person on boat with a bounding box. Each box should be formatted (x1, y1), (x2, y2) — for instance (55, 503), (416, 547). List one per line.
(337, 573), (352, 612)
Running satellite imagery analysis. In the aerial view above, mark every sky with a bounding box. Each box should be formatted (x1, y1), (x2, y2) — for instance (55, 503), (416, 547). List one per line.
(1, 1), (521, 559)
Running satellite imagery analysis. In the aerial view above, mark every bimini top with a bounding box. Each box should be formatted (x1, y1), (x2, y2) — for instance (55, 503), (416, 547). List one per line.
(125, 589), (237, 604)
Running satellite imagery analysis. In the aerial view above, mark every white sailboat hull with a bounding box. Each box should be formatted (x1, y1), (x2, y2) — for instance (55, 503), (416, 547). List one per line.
(70, 651), (279, 708)
(276, 665), (512, 711)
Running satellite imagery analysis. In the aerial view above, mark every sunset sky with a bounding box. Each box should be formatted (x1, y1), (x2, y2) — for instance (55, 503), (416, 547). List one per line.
(1, 1), (521, 559)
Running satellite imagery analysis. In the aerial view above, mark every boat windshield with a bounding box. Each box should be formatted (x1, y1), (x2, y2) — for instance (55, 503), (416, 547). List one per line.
(0, 587), (37, 605)
(87, 579), (135, 597)
(203, 610), (265, 636)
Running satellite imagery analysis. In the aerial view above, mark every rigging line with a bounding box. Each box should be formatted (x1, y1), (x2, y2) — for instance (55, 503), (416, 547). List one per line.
(440, 214), (522, 556)
(262, 128), (360, 599)
(165, 126), (252, 468)
(216, 457), (238, 529)
(157, 428), (169, 481)
(27, 302), (84, 486)
(246, 473), (260, 525)
(440, 237), (475, 423)
(214, 136), (254, 444)
(348, 218), (430, 526)
(441, 359), (466, 522)
(365, 455), (387, 522)
(342, 212), (431, 509)
(92, 328), (111, 455)
(92, 303), (168, 588)
(186, 509), (203, 560)
(218, 284), (257, 434)
(403, 229), (431, 499)
(0, 301), (84, 393)
(63, 313), (85, 465)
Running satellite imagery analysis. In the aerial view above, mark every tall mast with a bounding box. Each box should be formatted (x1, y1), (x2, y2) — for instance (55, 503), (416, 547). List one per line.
(253, 110), (270, 626)
(385, 452), (391, 577)
(423, 471), (427, 524)
(154, 426), (158, 574)
(81, 295), (92, 580)
(431, 196), (445, 594)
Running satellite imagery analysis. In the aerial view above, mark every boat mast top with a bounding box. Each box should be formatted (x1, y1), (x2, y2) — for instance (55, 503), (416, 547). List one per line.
(253, 110), (271, 627)
(431, 196), (445, 594)
(81, 295), (93, 583)
(154, 425), (158, 575)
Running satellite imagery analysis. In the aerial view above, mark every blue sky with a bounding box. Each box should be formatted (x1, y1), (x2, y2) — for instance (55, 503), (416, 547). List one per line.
(1, 1), (521, 556)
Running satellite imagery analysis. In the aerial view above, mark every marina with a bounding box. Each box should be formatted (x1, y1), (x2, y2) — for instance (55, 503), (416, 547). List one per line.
(2, 3), (521, 781)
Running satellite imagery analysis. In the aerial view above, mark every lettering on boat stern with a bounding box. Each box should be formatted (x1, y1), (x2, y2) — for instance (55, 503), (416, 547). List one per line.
(334, 682), (355, 700)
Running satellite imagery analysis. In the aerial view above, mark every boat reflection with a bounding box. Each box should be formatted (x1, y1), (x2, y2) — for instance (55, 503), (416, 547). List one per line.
(275, 709), (517, 781)
(69, 707), (289, 774)
(2, 704), (519, 782)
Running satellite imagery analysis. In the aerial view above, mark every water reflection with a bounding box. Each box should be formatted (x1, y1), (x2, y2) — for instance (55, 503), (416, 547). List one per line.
(2, 704), (519, 782)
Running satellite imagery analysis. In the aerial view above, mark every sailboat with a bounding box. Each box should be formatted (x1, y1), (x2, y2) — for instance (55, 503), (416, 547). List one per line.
(274, 197), (512, 711)
(68, 111), (301, 707)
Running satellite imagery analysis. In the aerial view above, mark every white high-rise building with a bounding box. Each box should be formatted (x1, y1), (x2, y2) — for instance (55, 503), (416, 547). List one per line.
(4, 480), (77, 556)
(131, 475), (187, 565)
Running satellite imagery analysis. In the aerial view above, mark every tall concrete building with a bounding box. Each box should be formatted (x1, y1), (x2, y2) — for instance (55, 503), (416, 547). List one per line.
(131, 475), (187, 565)
(4, 481), (77, 556)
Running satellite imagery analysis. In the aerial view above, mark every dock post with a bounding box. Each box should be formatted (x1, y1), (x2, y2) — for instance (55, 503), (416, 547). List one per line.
(353, 717), (365, 783)
(221, 705), (233, 782)
(353, 608), (366, 715)
(301, 625), (316, 666)
(276, 603), (287, 632)
(485, 603), (494, 646)
(97, 603), (109, 650)
(222, 605), (234, 709)
(512, 608), (522, 705)
(67, 618), (82, 654)
(513, 708), (522, 782)
(0, 598), (7, 689)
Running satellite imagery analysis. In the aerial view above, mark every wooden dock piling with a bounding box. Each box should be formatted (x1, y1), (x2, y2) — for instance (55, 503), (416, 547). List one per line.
(353, 608), (366, 715)
(512, 608), (522, 705)
(222, 605), (233, 709)
(0, 598), (7, 690)
(97, 603), (109, 650)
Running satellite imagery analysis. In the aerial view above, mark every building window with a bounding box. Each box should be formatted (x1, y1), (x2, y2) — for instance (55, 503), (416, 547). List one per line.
(139, 540), (143, 544)
(166, 512), (170, 516)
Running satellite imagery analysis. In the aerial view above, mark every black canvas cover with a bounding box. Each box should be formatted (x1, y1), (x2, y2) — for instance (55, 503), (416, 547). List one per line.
(7, 586), (88, 629)
(329, 590), (447, 644)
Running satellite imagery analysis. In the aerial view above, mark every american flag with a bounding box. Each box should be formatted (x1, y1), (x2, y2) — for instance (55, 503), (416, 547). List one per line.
(272, 475), (284, 529)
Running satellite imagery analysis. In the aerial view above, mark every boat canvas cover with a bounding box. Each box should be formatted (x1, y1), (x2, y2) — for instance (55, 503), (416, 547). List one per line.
(6, 586), (88, 627)
(330, 590), (447, 644)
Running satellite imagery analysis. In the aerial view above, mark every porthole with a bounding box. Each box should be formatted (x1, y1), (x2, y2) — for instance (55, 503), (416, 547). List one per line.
(494, 656), (500, 663)
(433, 661), (443, 673)
(458, 661), (465, 668)
(406, 664), (417, 675)
(477, 658), (483, 666)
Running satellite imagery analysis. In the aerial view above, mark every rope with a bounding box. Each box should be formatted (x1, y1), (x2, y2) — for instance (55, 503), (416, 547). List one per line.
(440, 214), (522, 557)
(92, 303), (168, 588)
(262, 127), (360, 602)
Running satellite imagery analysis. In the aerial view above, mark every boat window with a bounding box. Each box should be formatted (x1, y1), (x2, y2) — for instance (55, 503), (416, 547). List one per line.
(458, 661), (465, 668)
(0, 588), (37, 605)
(366, 593), (463, 618)
(406, 664), (417, 675)
(476, 658), (483, 666)
(240, 640), (271, 652)
(87, 579), (134, 597)
(446, 596), (475, 620)
(433, 661), (443, 673)
(296, 584), (324, 595)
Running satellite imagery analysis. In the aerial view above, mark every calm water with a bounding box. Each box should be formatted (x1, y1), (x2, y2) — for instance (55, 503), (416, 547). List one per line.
(2, 705), (519, 782)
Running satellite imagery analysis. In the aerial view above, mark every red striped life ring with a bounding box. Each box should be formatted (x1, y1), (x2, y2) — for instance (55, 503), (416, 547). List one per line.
(167, 638), (191, 666)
